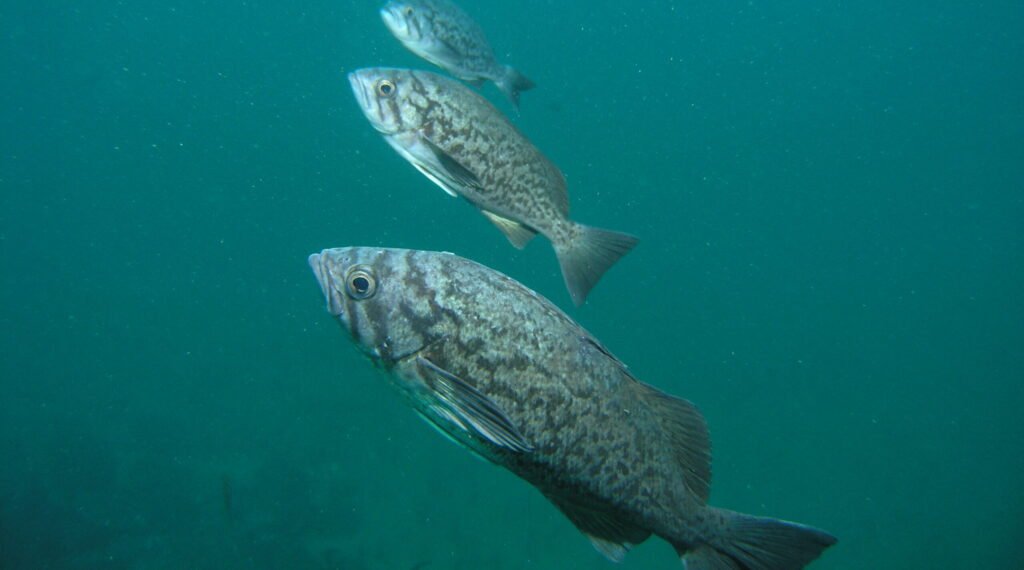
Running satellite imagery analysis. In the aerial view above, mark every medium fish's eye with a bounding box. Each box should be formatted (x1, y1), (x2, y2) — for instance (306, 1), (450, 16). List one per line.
(345, 267), (377, 300)
(404, 6), (413, 16)
(376, 80), (396, 98)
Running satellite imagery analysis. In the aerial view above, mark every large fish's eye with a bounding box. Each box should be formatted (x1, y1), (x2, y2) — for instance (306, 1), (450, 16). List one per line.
(376, 79), (396, 98)
(345, 266), (377, 300)
(404, 6), (414, 16)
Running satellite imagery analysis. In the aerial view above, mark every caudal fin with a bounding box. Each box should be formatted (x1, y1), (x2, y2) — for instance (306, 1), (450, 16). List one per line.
(555, 223), (638, 306)
(680, 509), (836, 570)
(495, 65), (535, 109)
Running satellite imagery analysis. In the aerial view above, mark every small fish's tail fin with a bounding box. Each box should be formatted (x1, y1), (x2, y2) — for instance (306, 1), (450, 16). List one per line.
(496, 65), (535, 109)
(554, 222), (638, 306)
(678, 509), (836, 570)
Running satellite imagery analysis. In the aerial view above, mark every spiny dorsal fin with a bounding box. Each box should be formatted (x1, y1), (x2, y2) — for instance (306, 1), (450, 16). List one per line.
(635, 382), (712, 502)
(480, 210), (537, 249)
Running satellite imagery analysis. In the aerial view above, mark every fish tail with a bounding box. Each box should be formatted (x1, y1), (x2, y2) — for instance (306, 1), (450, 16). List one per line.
(554, 222), (638, 306)
(495, 65), (535, 109)
(676, 508), (836, 570)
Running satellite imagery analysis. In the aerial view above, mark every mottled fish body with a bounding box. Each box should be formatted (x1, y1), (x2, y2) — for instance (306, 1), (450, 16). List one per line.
(380, 0), (534, 107)
(309, 247), (837, 569)
(348, 67), (637, 305)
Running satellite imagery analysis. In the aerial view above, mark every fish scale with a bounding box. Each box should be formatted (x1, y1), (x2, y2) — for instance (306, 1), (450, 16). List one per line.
(349, 67), (638, 305)
(380, 0), (535, 107)
(309, 246), (837, 568)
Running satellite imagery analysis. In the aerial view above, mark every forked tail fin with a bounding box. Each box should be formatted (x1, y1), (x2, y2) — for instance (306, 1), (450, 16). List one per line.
(554, 222), (638, 306)
(679, 508), (836, 570)
(495, 65), (535, 109)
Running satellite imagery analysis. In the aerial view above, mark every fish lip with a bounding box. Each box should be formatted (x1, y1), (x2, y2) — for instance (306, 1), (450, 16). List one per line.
(347, 72), (371, 115)
(308, 252), (343, 317)
(379, 4), (403, 37)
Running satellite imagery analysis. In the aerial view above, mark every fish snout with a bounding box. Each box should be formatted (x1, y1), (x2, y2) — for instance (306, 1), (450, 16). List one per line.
(308, 252), (344, 317)
(379, 4), (405, 36)
(347, 71), (372, 114)
(348, 69), (401, 134)
(381, 2), (418, 41)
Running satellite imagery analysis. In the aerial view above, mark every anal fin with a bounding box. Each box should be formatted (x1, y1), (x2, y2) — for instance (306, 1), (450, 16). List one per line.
(546, 494), (650, 563)
(588, 535), (630, 563)
(481, 210), (537, 249)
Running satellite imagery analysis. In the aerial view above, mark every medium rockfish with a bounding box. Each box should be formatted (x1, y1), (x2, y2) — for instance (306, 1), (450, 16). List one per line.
(347, 67), (638, 306)
(308, 246), (837, 569)
(380, 0), (534, 107)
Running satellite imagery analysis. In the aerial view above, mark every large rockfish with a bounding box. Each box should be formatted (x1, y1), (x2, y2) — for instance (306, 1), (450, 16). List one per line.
(380, 0), (534, 108)
(308, 246), (837, 569)
(347, 67), (638, 306)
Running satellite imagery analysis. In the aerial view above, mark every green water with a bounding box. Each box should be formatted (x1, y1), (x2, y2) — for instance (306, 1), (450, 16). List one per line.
(2, 1), (1022, 568)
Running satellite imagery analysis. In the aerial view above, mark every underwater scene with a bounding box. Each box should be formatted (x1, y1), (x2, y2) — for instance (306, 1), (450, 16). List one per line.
(2, 0), (1022, 568)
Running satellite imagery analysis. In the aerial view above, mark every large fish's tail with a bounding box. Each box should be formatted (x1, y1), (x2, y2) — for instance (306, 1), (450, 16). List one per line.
(678, 508), (836, 570)
(554, 222), (638, 306)
(495, 65), (535, 109)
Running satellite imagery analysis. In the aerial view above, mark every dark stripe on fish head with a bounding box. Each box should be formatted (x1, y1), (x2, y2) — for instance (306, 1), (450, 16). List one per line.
(347, 68), (421, 135)
(309, 248), (366, 348)
(310, 247), (454, 369)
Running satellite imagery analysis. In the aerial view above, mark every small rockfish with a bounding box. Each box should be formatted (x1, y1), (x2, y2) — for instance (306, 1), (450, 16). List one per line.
(380, 0), (534, 108)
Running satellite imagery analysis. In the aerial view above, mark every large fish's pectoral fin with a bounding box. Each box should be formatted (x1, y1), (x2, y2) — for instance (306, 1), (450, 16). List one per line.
(481, 210), (537, 249)
(546, 494), (651, 563)
(421, 39), (461, 68)
(419, 136), (482, 194)
(392, 132), (482, 198)
(412, 406), (489, 463)
(416, 356), (533, 453)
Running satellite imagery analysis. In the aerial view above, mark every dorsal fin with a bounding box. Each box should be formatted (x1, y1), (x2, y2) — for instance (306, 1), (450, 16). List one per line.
(635, 382), (712, 502)
(581, 335), (711, 500)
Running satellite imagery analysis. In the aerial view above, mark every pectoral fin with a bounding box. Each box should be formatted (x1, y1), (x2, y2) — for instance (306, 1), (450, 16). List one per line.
(422, 39), (461, 67)
(416, 356), (533, 453)
(481, 210), (537, 249)
(387, 132), (482, 198)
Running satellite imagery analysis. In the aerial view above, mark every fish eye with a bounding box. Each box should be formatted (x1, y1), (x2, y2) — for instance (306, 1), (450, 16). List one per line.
(345, 267), (377, 300)
(404, 6), (414, 16)
(376, 79), (396, 98)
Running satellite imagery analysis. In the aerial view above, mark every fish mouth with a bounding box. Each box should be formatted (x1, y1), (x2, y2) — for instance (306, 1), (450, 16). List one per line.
(379, 4), (406, 38)
(347, 72), (372, 116)
(308, 252), (344, 317)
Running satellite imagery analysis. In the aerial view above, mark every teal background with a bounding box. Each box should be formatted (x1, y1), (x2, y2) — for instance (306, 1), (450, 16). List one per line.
(2, 1), (1022, 568)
